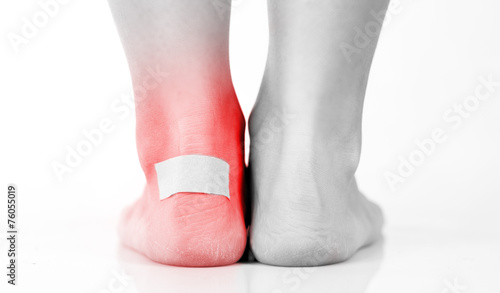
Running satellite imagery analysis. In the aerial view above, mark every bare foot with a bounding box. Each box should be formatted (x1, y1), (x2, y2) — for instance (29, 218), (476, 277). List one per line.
(108, 0), (247, 266)
(248, 0), (388, 266)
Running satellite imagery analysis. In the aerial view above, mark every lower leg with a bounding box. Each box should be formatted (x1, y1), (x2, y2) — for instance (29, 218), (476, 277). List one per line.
(249, 0), (389, 266)
(108, 0), (247, 266)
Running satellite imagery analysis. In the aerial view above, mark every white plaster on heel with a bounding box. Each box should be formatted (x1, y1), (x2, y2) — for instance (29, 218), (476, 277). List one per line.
(154, 155), (230, 200)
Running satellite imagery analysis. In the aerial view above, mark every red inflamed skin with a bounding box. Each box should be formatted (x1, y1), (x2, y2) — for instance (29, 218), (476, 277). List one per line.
(118, 62), (247, 267)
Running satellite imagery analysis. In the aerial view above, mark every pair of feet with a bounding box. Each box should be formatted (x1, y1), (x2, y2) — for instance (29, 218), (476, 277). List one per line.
(118, 85), (383, 267)
(109, 0), (389, 268)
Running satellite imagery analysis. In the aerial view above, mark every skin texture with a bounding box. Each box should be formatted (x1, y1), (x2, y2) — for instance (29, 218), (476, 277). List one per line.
(108, 0), (247, 266)
(248, 0), (390, 266)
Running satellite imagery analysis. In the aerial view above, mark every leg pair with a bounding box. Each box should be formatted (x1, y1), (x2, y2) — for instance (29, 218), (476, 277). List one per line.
(108, 0), (389, 267)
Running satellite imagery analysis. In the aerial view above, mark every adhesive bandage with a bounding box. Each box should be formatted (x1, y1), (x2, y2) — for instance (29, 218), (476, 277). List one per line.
(155, 155), (230, 200)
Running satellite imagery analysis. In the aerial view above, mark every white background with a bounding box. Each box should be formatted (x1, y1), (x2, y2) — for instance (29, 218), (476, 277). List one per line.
(1, 0), (500, 292)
